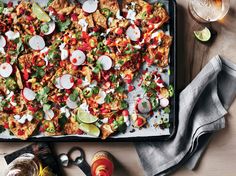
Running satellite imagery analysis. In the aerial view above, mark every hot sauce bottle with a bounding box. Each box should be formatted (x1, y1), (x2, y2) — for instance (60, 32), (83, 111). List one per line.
(91, 151), (114, 176)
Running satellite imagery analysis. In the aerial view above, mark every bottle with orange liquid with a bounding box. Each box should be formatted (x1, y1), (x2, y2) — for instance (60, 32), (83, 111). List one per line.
(91, 151), (114, 176)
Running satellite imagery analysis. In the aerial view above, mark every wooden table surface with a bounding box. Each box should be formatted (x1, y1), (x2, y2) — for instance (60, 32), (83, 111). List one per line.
(1, 0), (236, 176)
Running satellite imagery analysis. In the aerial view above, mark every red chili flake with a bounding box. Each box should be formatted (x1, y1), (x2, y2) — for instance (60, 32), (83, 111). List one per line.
(71, 13), (78, 21)
(136, 118), (143, 126)
(128, 85), (135, 92)
(77, 78), (83, 85)
(116, 28), (123, 35)
(4, 122), (9, 129)
(58, 13), (66, 22)
(122, 110), (129, 116)
(7, 1), (13, 8)
(17, 129), (25, 136)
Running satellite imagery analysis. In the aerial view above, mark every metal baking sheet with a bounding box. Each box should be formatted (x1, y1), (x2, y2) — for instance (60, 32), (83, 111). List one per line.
(0, 0), (177, 141)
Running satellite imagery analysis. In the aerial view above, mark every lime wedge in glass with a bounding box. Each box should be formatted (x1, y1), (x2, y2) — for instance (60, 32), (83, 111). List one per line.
(78, 123), (100, 137)
(194, 27), (211, 42)
(32, 3), (50, 22)
(77, 108), (98, 123)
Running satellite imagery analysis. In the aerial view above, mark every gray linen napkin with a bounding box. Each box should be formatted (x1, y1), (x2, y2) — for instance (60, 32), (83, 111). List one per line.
(135, 55), (236, 176)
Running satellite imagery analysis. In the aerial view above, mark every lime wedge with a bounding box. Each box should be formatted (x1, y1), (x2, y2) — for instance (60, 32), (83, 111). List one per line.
(77, 108), (98, 123)
(32, 3), (50, 22)
(78, 123), (100, 137)
(194, 27), (211, 42)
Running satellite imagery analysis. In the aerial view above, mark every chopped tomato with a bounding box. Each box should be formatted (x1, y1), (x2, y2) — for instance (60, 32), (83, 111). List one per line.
(124, 74), (132, 84)
(70, 38), (77, 45)
(58, 14), (66, 22)
(4, 122), (9, 129)
(128, 85), (135, 92)
(7, 1), (13, 8)
(116, 28), (123, 35)
(146, 5), (152, 14)
(28, 105), (38, 112)
(23, 68), (29, 80)
(122, 110), (129, 116)
(77, 78), (83, 85)
(71, 13), (78, 21)
(17, 129), (25, 136)
(108, 117), (115, 124)
(136, 118), (143, 126)
(77, 129), (83, 135)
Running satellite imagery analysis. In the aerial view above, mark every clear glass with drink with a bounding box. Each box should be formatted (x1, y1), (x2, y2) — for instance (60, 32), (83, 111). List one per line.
(189, 0), (230, 22)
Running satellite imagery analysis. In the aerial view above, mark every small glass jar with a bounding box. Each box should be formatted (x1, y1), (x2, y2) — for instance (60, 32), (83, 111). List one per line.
(6, 153), (39, 176)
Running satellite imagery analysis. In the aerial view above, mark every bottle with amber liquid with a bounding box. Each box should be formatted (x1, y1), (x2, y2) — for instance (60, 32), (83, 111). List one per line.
(91, 151), (114, 176)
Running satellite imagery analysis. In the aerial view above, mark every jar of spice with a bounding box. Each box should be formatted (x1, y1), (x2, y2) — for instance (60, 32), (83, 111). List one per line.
(91, 151), (114, 176)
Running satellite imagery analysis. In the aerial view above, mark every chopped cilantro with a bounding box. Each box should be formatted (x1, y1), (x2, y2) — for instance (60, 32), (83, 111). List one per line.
(33, 66), (45, 78)
(56, 18), (71, 32)
(92, 86), (99, 95)
(115, 85), (125, 93)
(164, 107), (171, 114)
(104, 93), (113, 103)
(0, 125), (5, 134)
(59, 114), (67, 128)
(69, 89), (79, 102)
(40, 23), (49, 33)
(109, 75), (117, 83)
(43, 104), (51, 111)
(36, 87), (50, 104)
(120, 100), (128, 109)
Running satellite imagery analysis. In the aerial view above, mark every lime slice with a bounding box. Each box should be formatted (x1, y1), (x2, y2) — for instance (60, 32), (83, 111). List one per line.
(77, 108), (98, 123)
(78, 123), (100, 137)
(32, 3), (50, 22)
(194, 27), (211, 42)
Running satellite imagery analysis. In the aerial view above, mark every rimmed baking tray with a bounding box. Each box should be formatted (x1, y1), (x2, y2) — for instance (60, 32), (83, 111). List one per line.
(0, 0), (177, 142)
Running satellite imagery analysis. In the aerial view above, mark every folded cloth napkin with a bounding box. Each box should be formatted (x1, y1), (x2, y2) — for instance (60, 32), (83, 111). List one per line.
(135, 55), (236, 176)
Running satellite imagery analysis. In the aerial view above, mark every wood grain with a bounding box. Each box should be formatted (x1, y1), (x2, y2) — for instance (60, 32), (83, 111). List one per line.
(1, 0), (236, 176)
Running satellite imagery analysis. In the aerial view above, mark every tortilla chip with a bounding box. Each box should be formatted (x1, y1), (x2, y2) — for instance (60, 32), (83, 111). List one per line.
(101, 124), (115, 139)
(58, 5), (75, 15)
(93, 10), (107, 29)
(8, 116), (39, 140)
(49, 0), (69, 12)
(15, 66), (23, 90)
(99, 0), (120, 14)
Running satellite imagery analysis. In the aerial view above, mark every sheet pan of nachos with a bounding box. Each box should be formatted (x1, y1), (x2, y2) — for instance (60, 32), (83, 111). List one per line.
(0, 0), (176, 141)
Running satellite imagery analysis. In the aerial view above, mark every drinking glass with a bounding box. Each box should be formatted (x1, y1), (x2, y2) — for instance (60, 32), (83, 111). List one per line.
(188, 0), (230, 22)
